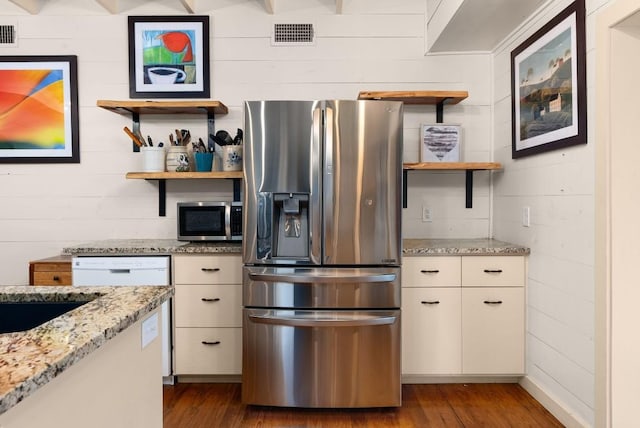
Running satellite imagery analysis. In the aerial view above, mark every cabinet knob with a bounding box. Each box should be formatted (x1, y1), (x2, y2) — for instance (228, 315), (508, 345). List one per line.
(483, 300), (503, 305)
(53, 276), (60, 281)
(201, 268), (220, 272)
(201, 341), (221, 346)
(420, 269), (439, 274)
(421, 300), (440, 305)
(201, 298), (221, 302)
(483, 269), (503, 273)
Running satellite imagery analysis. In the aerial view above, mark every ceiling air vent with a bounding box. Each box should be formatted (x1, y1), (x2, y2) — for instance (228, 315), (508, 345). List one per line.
(272, 23), (315, 46)
(0, 24), (17, 47)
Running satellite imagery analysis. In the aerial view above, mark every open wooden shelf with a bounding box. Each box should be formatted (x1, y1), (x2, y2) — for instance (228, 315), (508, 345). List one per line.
(96, 100), (228, 115)
(126, 171), (242, 180)
(403, 162), (501, 171)
(357, 90), (468, 105)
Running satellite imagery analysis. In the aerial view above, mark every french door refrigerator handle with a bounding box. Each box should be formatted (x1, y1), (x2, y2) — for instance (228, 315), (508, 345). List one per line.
(311, 106), (323, 265)
(323, 104), (334, 264)
(248, 312), (397, 328)
(248, 272), (396, 283)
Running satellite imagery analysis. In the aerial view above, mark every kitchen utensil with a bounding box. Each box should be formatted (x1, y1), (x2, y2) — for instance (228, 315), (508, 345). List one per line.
(123, 126), (145, 147)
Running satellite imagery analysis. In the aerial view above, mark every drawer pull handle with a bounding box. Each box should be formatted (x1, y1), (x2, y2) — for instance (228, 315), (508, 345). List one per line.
(483, 269), (503, 273)
(483, 300), (503, 305)
(201, 341), (221, 345)
(420, 269), (440, 274)
(53, 276), (60, 281)
(201, 268), (220, 272)
(421, 300), (440, 305)
(201, 298), (221, 302)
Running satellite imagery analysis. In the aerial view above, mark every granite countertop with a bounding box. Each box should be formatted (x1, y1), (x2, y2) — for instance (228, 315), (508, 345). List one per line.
(62, 239), (242, 255)
(403, 238), (530, 256)
(0, 285), (173, 415)
(62, 238), (528, 256)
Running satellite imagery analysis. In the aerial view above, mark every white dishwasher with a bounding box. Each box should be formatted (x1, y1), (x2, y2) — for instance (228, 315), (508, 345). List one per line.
(72, 256), (172, 382)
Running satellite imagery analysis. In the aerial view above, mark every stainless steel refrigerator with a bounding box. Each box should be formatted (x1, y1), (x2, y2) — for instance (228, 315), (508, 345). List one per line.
(242, 99), (403, 408)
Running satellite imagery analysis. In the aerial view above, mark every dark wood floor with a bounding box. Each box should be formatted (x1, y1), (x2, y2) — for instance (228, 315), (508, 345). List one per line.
(163, 383), (563, 427)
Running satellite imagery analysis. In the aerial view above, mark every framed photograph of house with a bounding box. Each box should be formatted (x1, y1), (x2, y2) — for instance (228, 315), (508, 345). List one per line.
(420, 124), (461, 162)
(511, 0), (586, 159)
(128, 15), (210, 99)
(0, 55), (79, 163)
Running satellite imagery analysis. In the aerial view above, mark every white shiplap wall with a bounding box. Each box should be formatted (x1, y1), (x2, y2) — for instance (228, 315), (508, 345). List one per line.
(0, 0), (493, 284)
(492, 0), (607, 426)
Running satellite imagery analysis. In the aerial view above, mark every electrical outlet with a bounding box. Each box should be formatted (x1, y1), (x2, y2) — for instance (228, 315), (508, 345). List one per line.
(522, 206), (530, 227)
(422, 206), (433, 223)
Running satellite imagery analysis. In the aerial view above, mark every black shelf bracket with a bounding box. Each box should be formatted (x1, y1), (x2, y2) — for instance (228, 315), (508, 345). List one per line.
(402, 170), (408, 209)
(158, 179), (167, 216)
(465, 170), (473, 209)
(233, 178), (242, 202)
(132, 111), (141, 152)
(207, 110), (216, 150)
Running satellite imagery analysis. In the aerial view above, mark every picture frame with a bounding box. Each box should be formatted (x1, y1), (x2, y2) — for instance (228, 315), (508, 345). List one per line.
(420, 124), (461, 162)
(0, 55), (79, 164)
(128, 15), (210, 99)
(511, 0), (586, 159)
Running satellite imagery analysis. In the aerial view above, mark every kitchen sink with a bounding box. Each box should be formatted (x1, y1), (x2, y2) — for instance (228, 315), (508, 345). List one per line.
(0, 300), (93, 334)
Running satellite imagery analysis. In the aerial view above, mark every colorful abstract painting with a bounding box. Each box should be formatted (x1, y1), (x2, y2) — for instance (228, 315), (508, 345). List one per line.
(128, 16), (209, 98)
(0, 56), (79, 163)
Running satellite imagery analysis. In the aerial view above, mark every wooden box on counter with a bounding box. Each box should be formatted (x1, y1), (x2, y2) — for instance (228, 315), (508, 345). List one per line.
(29, 255), (72, 286)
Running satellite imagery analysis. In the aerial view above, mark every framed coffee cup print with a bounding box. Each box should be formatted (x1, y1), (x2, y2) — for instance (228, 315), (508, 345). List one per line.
(128, 15), (210, 99)
(0, 55), (79, 163)
(511, 0), (586, 159)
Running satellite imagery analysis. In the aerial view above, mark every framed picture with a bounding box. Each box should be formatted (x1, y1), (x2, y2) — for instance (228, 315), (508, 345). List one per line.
(0, 55), (79, 163)
(128, 15), (210, 99)
(511, 0), (586, 159)
(420, 124), (461, 162)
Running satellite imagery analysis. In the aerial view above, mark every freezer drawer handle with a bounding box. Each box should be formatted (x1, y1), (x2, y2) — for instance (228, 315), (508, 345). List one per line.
(421, 300), (440, 305)
(201, 341), (221, 345)
(109, 269), (131, 274)
(201, 298), (221, 302)
(420, 269), (439, 274)
(248, 313), (396, 328)
(248, 272), (396, 284)
(483, 269), (503, 273)
(201, 268), (220, 272)
(483, 300), (503, 305)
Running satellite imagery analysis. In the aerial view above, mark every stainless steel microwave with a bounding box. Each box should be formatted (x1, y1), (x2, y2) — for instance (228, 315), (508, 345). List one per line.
(177, 201), (242, 242)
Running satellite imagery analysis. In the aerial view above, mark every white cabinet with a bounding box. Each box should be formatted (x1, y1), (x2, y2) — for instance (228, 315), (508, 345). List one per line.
(173, 254), (242, 375)
(402, 254), (525, 377)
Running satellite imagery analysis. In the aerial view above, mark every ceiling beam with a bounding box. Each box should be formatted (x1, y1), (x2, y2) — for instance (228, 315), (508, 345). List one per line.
(95, 0), (117, 14)
(179, 0), (195, 14)
(263, 0), (274, 14)
(9, 0), (43, 14)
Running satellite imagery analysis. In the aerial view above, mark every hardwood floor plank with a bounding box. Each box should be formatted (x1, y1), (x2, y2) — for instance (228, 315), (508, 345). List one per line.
(163, 383), (563, 427)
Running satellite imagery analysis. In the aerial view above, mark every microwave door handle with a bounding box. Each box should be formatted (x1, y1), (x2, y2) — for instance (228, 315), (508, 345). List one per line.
(248, 312), (397, 328)
(225, 204), (231, 240)
(248, 272), (396, 284)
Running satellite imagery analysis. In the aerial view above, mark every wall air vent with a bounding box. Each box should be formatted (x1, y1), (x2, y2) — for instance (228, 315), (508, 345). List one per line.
(272, 23), (315, 46)
(0, 24), (17, 47)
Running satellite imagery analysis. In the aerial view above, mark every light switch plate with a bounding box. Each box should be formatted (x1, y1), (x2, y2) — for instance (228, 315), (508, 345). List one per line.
(141, 312), (158, 349)
(522, 206), (530, 227)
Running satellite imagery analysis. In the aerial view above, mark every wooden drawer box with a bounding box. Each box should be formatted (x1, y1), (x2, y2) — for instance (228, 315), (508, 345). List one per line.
(173, 255), (242, 285)
(174, 327), (242, 375)
(174, 284), (242, 328)
(29, 255), (72, 286)
(461, 256), (525, 287)
(402, 256), (461, 287)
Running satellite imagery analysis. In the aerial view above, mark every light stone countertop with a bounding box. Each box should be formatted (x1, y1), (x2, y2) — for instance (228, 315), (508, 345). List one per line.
(403, 238), (530, 256)
(0, 285), (173, 415)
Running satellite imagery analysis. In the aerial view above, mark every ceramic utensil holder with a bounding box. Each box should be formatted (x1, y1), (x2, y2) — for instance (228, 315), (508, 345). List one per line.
(166, 146), (190, 172)
(141, 146), (166, 172)
(194, 152), (213, 172)
(221, 145), (243, 171)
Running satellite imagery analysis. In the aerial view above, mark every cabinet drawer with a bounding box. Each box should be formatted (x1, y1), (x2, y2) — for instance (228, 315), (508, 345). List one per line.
(461, 287), (525, 374)
(173, 255), (242, 285)
(174, 327), (242, 375)
(402, 256), (461, 287)
(32, 271), (73, 286)
(461, 256), (525, 287)
(174, 284), (242, 328)
(402, 287), (461, 375)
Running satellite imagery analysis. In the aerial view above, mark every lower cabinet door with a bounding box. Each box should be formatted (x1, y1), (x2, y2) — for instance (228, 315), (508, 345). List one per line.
(461, 287), (525, 374)
(402, 287), (461, 375)
(174, 327), (242, 375)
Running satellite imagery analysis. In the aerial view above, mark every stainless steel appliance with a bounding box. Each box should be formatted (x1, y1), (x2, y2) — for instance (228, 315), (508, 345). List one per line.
(72, 256), (173, 383)
(242, 100), (403, 408)
(177, 201), (242, 242)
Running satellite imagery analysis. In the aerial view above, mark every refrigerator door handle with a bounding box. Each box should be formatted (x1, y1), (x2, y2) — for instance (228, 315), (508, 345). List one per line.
(323, 104), (334, 263)
(248, 312), (397, 328)
(311, 106), (323, 265)
(248, 272), (396, 284)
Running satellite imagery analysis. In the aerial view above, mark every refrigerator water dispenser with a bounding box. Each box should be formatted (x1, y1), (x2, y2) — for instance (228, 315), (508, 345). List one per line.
(273, 193), (309, 259)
